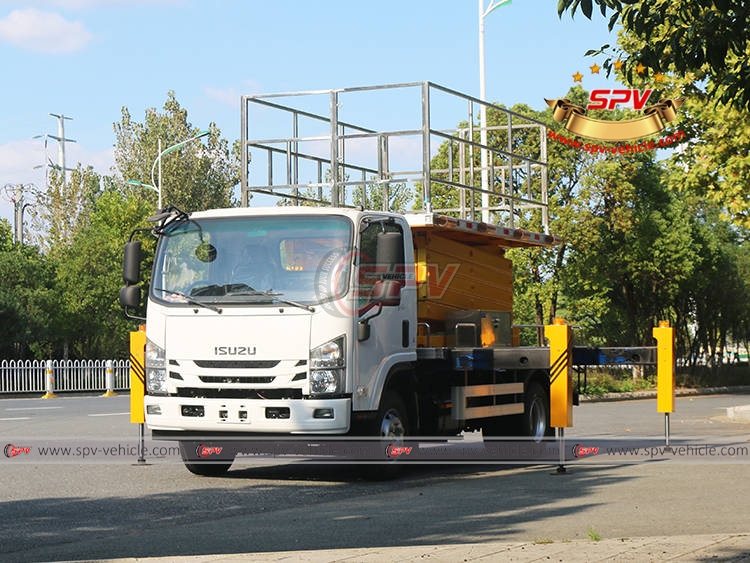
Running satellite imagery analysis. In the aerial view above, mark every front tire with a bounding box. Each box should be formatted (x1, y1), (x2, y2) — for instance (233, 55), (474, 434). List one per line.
(376, 391), (410, 439)
(363, 391), (411, 479)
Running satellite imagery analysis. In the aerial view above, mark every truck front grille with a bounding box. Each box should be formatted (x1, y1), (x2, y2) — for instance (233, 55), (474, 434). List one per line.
(173, 388), (303, 400)
(193, 360), (280, 369)
(198, 376), (275, 384)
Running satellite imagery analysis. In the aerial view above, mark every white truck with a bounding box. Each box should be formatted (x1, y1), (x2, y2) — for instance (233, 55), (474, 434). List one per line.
(120, 82), (575, 475)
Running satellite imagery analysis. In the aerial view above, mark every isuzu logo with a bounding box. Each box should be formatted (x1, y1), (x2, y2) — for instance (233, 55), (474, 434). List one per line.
(214, 346), (256, 356)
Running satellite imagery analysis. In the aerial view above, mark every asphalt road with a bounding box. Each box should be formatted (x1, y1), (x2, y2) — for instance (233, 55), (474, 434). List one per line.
(1, 393), (749, 562)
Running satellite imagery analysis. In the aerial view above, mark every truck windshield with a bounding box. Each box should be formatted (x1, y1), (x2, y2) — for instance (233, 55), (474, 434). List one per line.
(151, 215), (352, 307)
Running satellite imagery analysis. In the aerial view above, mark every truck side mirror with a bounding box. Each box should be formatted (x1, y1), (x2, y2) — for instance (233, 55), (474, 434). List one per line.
(120, 241), (146, 320)
(375, 231), (404, 307)
(376, 231), (404, 267)
(119, 285), (141, 309)
(123, 241), (142, 284)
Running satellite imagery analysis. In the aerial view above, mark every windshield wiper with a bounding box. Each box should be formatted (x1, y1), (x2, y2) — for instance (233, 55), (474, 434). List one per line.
(225, 288), (315, 313)
(154, 288), (223, 314)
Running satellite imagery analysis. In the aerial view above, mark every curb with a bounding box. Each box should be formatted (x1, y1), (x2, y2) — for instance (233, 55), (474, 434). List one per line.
(103, 533), (750, 562)
(580, 385), (750, 403)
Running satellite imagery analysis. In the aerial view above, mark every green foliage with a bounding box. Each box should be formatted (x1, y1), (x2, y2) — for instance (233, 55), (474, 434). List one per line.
(671, 208), (749, 366)
(54, 191), (153, 358)
(557, 0), (750, 112)
(0, 92), (239, 360)
(423, 78), (749, 360)
(0, 220), (58, 359)
(611, 22), (750, 233)
(561, 152), (701, 346)
(26, 164), (102, 252)
(114, 91), (239, 213)
(354, 179), (412, 213)
(581, 369), (655, 397)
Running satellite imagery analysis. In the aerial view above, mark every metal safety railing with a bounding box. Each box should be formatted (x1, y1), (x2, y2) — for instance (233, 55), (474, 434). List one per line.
(0, 359), (130, 394)
(240, 81), (550, 232)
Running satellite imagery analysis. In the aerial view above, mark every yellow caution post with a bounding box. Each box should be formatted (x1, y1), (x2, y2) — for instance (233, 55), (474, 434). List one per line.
(545, 318), (573, 473)
(653, 320), (675, 445)
(545, 318), (573, 429)
(129, 328), (146, 424)
(653, 321), (675, 413)
(129, 326), (148, 465)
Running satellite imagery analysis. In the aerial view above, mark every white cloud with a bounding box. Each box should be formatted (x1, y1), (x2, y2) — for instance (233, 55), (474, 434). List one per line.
(0, 0), (181, 9)
(205, 79), (265, 108)
(0, 139), (41, 224)
(0, 139), (46, 184)
(0, 8), (94, 54)
(204, 87), (241, 109)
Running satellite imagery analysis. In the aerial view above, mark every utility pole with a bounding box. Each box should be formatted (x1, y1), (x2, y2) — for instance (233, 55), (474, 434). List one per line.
(13, 184), (23, 244)
(47, 113), (76, 180)
(478, 0), (512, 223)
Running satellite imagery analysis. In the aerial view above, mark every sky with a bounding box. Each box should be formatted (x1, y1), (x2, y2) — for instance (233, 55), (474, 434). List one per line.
(0, 0), (621, 226)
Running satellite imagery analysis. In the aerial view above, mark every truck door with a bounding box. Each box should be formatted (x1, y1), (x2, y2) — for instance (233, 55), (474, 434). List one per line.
(354, 218), (414, 411)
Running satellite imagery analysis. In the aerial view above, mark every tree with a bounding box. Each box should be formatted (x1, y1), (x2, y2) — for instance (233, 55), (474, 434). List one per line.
(557, 0), (750, 111)
(0, 219), (58, 359)
(114, 91), (239, 213)
(25, 164), (101, 252)
(354, 178), (412, 213)
(54, 190), (153, 358)
(669, 201), (750, 367)
(560, 153), (701, 346)
(422, 92), (588, 343)
(507, 91), (595, 341)
(422, 84), (748, 359)
(605, 25), (750, 233)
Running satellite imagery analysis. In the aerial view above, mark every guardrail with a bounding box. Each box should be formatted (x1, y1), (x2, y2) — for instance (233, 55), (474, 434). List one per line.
(0, 359), (130, 394)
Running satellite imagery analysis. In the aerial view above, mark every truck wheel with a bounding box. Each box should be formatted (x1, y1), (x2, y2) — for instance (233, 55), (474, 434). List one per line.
(363, 391), (411, 479)
(523, 381), (552, 442)
(179, 442), (234, 477)
(376, 391), (410, 439)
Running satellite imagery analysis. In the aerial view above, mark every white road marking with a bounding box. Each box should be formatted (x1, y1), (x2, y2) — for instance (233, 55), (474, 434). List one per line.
(5, 406), (62, 411)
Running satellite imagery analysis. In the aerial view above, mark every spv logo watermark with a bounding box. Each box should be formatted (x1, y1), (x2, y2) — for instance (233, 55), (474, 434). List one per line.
(4, 444), (31, 458)
(587, 88), (653, 111)
(572, 444), (600, 458)
(196, 444), (224, 458)
(314, 247), (459, 319)
(386, 444), (412, 459)
(546, 60), (683, 146)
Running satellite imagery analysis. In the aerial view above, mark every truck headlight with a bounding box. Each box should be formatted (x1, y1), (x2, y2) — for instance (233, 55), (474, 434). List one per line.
(145, 338), (167, 395)
(310, 336), (345, 395)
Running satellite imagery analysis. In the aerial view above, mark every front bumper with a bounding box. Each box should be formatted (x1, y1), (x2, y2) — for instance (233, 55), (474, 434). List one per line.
(144, 396), (351, 434)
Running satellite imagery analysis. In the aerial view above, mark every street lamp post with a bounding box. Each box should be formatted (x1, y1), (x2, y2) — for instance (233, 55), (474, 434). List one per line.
(479, 0), (511, 223)
(127, 129), (210, 209)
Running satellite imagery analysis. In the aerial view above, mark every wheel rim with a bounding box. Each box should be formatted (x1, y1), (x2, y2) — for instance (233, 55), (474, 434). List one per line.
(380, 408), (406, 438)
(528, 395), (547, 442)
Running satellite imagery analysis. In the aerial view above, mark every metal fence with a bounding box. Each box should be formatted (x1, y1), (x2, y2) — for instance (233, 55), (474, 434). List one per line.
(0, 359), (130, 394)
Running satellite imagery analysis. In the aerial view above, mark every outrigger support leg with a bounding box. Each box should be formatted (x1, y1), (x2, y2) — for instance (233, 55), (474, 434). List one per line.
(556, 427), (567, 474)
